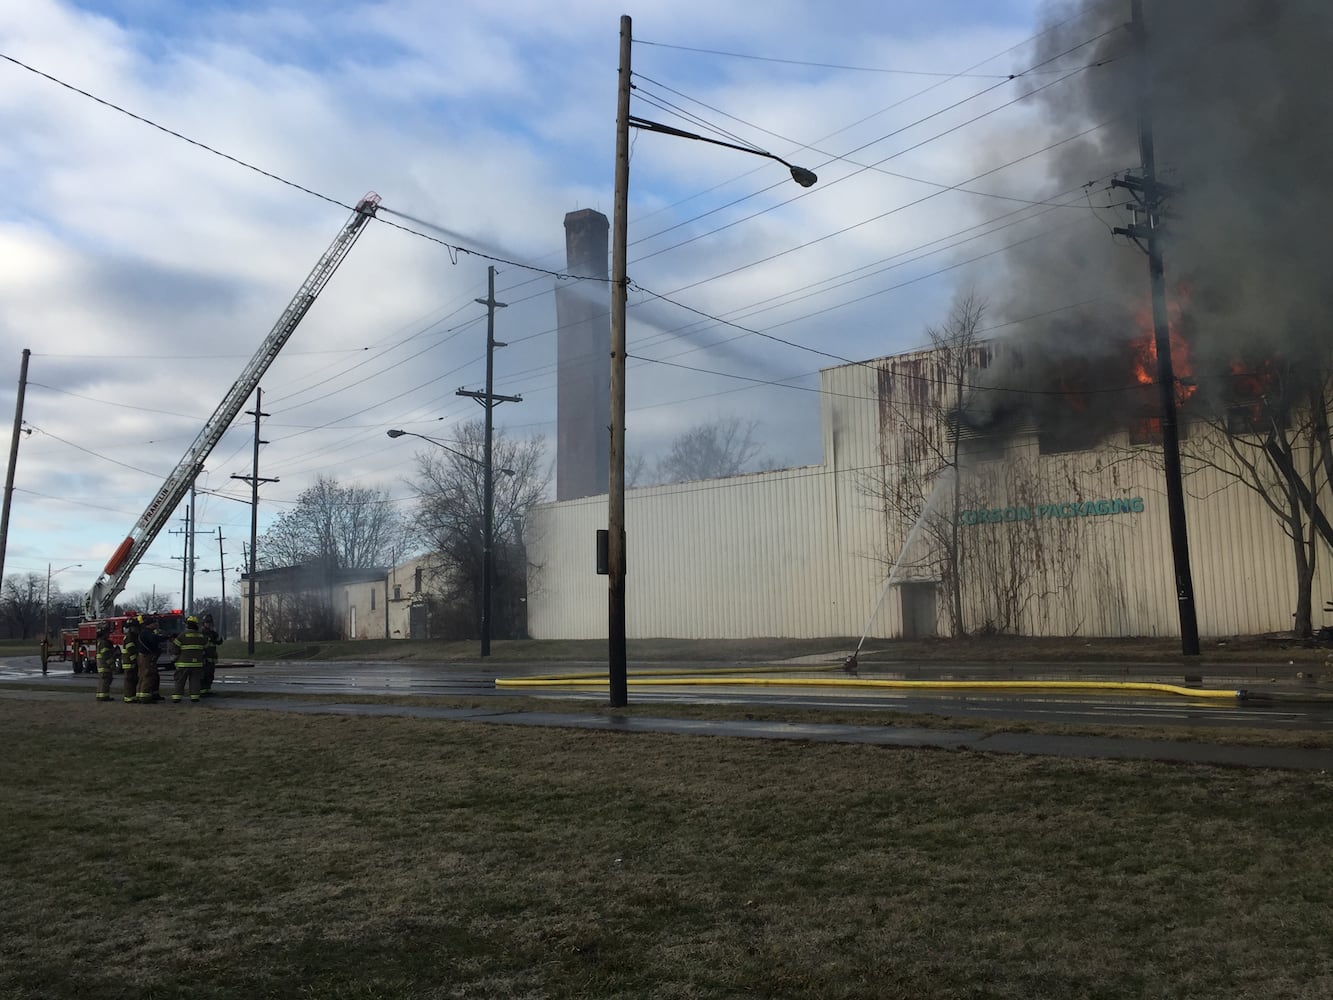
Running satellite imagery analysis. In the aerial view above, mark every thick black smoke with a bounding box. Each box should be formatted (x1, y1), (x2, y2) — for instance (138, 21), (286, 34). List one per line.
(970, 0), (1333, 435)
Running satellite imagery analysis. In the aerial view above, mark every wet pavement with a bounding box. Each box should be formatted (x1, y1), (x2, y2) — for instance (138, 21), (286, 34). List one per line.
(1, 668), (1329, 771)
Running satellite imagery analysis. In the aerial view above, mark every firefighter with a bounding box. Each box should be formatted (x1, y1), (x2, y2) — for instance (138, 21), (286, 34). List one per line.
(120, 618), (140, 704)
(39, 634), (50, 675)
(135, 615), (163, 703)
(172, 616), (207, 703)
(200, 613), (221, 697)
(94, 626), (116, 702)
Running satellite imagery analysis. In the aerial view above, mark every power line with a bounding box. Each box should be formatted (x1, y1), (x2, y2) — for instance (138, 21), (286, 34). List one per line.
(635, 39), (1022, 78)
(624, 6), (1097, 242)
(4, 34), (1125, 443)
(0, 51), (608, 283)
(634, 73), (1107, 212)
(468, 172), (1122, 385)
(631, 63), (1119, 277)
(628, 218), (1093, 372)
(626, 25), (1124, 259)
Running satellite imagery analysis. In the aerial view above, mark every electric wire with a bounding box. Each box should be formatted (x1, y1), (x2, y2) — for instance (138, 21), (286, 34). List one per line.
(624, 6), (1101, 241)
(634, 73), (1106, 212)
(636, 40), (1023, 78)
(626, 26), (1124, 261)
(4, 29), (1124, 439)
(632, 62), (1119, 276)
(453, 168), (1125, 389)
(0, 51), (607, 284)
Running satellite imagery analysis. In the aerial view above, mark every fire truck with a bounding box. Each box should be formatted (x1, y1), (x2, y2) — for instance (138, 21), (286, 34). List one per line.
(76, 193), (381, 631)
(61, 611), (186, 674)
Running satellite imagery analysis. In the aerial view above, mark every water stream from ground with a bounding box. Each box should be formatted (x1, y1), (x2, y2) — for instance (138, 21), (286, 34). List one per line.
(851, 467), (956, 663)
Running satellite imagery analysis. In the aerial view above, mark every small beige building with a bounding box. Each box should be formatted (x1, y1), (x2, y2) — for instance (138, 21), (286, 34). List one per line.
(241, 553), (440, 642)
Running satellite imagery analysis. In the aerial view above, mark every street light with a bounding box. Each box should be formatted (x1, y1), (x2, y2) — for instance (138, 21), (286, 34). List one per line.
(607, 14), (818, 707)
(386, 428), (515, 657)
(386, 429), (514, 475)
(45, 562), (81, 638)
(627, 116), (818, 189)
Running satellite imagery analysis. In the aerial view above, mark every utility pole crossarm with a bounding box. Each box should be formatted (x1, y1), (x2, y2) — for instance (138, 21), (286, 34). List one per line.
(456, 389), (523, 405)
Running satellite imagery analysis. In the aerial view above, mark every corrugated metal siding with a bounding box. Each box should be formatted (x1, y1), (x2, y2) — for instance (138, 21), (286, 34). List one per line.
(527, 350), (1333, 640)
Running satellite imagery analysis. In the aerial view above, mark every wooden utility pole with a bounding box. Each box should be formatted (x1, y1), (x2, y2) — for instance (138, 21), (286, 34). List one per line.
(0, 348), (31, 586)
(458, 265), (519, 657)
(607, 14), (632, 707)
(216, 527), (227, 638)
(231, 388), (277, 653)
(1112, 0), (1200, 655)
(178, 502), (190, 612)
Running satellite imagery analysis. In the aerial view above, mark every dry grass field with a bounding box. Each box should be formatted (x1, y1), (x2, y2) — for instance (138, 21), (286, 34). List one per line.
(2, 696), (1331, 999)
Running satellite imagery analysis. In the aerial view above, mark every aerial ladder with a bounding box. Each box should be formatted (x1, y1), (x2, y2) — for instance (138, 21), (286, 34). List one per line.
(83, 192), (382, 620)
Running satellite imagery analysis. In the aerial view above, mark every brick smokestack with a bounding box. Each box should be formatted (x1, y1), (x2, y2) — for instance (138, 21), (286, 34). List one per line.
(554, 209), (611, 501)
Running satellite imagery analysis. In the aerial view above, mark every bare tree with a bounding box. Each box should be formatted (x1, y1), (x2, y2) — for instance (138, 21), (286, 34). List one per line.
(1183, 361), (1333, 636)
(257, 587), (343, 643)
(653, 415), (767, 485)
(256, 477), (405, 639)
(46, 587), (81, 636)
(862, 293), (988, 636)
(260, 476), (404, 572)
(124, 590), (173, 614)
(192, 595), (241, 640)
(625, 453), (648, 490)
(408, 422), (548, 640)
(1, 573), (46, 639)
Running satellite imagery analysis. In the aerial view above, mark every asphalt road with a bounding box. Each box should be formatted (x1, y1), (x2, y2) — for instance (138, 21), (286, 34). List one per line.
(5, 655), (1332, 732)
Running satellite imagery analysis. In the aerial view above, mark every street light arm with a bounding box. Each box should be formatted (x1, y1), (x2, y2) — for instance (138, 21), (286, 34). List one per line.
(627, 115), (818, 187)
(386, 430), (514, 475)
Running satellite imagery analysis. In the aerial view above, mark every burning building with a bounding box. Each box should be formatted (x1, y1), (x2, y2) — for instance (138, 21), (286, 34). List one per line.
(525, 0), (1333, 640)
(525, 332), (1333, 641)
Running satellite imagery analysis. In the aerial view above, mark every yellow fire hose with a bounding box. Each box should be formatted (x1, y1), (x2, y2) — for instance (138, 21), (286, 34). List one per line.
(496, 673), (1245, 699)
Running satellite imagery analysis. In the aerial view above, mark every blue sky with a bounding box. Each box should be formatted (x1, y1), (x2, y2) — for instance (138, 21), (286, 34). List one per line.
(1, 0), (1112, 612)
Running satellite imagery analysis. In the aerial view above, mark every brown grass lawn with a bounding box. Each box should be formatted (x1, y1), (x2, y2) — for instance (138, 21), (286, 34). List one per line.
(2, 698), (1331, 999)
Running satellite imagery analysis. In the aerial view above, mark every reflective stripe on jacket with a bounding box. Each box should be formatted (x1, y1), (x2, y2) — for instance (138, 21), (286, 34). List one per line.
(173, 629), (208, 666)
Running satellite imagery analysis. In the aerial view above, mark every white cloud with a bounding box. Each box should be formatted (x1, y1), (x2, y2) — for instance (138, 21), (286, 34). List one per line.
(0, 0), (1067, 606)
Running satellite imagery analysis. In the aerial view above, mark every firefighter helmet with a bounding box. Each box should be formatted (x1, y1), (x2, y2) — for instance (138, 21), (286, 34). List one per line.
(185, 616), (200, 628)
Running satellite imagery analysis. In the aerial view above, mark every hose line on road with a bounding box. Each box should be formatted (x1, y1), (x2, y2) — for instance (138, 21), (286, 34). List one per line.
(495, 674), (1247, 699)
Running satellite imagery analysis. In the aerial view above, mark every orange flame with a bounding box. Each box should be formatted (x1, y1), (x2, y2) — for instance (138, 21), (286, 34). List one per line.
(1131, 295), (1195, 405)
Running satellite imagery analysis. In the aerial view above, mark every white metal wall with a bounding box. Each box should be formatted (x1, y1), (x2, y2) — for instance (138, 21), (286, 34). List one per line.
(526, 352), (1331, 640)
